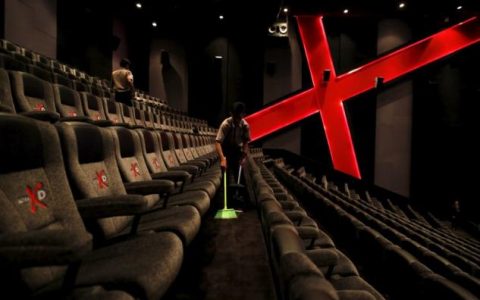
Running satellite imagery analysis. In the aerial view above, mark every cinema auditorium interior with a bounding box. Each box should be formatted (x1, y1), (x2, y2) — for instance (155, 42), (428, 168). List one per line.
(0, 0), (479, 299)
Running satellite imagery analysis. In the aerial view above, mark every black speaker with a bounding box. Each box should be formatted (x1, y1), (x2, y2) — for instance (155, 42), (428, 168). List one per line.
(375, 76), (384, 88)
(323, 69), (331, 82)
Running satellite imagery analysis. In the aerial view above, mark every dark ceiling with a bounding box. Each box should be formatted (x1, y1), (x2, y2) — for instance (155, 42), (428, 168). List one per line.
(77, 0), (479, 38)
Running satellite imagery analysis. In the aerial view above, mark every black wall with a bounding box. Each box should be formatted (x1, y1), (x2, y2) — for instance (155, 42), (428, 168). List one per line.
(411, 44), (480, 219)
(0, 0), (4, 39)
(57, 1), (113, 79)
(187, 19), (266, 127)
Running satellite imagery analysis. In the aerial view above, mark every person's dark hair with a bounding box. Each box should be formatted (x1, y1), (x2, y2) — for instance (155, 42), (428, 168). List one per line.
(231, 101), (246, 117)
(120, 58), (131, 68)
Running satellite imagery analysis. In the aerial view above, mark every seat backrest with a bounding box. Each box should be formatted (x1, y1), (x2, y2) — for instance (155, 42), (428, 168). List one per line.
(9, 71), (56, 114)
(53, 72), (74, 89)
(110, 127), (159, 208)
(52, 84), (86, 118)
(0, 53), (27, 72)
(0, 68), (15, 112)
(28, 64), (54, 83)
(80, 92), (107, 121)
(137, 129), (169, 174)
(103, 99), (122, 124)
(57, 122), (133, 238)
(0, 113), (92, 293)
(119, 103), (136, 127)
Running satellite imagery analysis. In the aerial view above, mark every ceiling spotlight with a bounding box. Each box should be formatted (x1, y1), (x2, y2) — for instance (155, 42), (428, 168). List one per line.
(399, 2), (406, 8)
(343, 9), (349, 14)
(283, 8), (289, 13)
(457, 5), (463, 10)
(219, 15), (224, 20)
(152, 22), (157, 27)
(215, 56), (223, 59)
(135, 2), (142, 9)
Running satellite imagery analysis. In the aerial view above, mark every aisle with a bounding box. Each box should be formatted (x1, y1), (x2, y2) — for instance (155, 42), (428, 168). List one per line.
(200, 209), (276, 300)
(163, 192), (276, 300)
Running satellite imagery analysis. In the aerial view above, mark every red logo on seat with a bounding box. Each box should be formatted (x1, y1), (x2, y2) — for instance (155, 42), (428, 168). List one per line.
(95, 170), (108, 189)
(34, 103), (46, 111)
(153, 158), (161, 170)
(68, 111), (77, 117)
(25, 182), (48, 214)
(131, 162), (140, 177)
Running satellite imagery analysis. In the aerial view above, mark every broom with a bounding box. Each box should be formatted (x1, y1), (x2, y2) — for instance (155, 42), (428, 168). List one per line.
(214, 169), (238, 219)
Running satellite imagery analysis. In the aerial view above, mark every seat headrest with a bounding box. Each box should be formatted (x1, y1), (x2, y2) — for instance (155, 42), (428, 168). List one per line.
(0, 114), (44, 173)
(74, 124), (104, 164)
(116, 127), (135, 157)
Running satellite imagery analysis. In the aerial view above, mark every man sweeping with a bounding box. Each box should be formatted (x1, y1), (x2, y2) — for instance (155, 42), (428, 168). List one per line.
(215, 102), (251, 183)
(214, 102), (251, 218)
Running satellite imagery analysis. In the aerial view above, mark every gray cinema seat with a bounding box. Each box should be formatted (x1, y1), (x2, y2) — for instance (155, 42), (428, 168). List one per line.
(58, 121), (201, 245)
(0, 113), (183, 299)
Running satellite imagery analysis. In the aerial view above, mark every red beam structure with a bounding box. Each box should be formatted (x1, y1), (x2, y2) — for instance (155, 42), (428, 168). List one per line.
(246, 16), (480, 179)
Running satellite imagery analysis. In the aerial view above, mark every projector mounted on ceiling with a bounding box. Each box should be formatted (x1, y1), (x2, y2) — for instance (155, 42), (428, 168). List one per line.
(268, 21), (288, 37)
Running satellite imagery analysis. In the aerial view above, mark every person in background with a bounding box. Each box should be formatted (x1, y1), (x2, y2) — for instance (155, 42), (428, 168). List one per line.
(215, 102), (251, 184)
(451, 199), (461, 230)
(112, 58), (134, 106)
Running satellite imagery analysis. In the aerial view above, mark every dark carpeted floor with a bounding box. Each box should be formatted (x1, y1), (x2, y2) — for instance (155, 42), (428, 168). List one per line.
(163, 189), (276, 300)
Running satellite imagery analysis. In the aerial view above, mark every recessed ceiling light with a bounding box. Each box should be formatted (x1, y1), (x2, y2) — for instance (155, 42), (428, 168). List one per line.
(152, 22), (157, 27)
(135, 2), (142, 9)
(457, 5), (463, 10)
(399, 2), (406, 8)
(219, 15), (224, 20)
(283, 8), (288, 13)
(215, 56), (223, 59)
(343, 9), (349, 14)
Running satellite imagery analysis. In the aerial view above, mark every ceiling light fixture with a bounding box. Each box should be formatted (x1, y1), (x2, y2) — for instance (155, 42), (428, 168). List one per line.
(283, 8), (288, 13)
(343, 9), (349, 14)
(399, 2), (406, 8)
(135, 2), (142, 9)
(152, 22), (157, 27)
(219, 15), (224, 20)
(457, 5), (463, 10)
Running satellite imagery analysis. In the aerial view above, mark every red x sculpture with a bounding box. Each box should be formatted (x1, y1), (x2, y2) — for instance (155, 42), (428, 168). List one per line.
(245, 16), (480, 179)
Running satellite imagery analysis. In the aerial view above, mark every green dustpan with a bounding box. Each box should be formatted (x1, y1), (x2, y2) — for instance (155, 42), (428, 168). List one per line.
(215, 170), (238, 219)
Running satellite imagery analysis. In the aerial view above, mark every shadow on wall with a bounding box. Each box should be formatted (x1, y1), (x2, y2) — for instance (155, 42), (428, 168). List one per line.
(161, 51), (183, 108)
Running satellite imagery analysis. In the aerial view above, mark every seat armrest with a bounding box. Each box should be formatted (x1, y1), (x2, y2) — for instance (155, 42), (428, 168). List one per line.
(285, 211), (308, 224)
(305, 248), (339, 268)
(151, 170), (191, 183)
(0, 104), (13, 113)
(76, 194), (150, 218)
(60, 116), (92, 123)
(0, 230), (92, 267)
(124, 179), (175, 195)
(296, 226), (320, 239)
(20, 111), (60, 123)
(168, 165), (199, 178)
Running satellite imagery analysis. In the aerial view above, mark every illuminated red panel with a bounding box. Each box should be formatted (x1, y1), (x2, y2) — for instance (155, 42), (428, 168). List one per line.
(245, 16), (480, 179)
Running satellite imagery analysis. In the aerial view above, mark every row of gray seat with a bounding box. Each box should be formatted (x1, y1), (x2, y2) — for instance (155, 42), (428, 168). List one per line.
(294, 167), (480, 278)
(273, 159), (479, 300)
(0, 110), (224, 298)
(0, 67), (215, 137)
(244, 151), (384, 300)
(0, 38), (187, 116)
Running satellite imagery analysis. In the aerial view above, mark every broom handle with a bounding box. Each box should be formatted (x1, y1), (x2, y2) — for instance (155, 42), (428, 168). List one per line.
(223, 170), (228, 209)
(237, 165), (242, 185)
